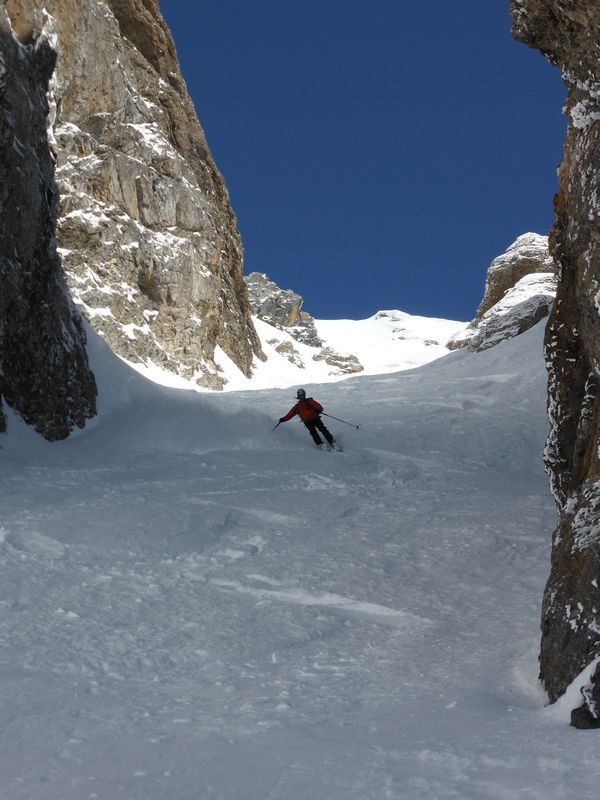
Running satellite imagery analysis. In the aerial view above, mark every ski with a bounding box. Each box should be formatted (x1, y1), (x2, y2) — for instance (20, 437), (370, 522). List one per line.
(316, 443), (344, 453)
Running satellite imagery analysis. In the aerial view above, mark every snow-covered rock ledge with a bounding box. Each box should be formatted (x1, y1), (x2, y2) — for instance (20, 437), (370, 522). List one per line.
(448, 233), (556, 352)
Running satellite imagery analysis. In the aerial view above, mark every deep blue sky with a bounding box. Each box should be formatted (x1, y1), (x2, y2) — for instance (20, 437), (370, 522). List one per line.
(159, 1), (566, 321)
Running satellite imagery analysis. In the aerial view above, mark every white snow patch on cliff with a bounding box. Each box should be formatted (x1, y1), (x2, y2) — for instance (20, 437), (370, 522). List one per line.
(545, 657), (600, 724)
(570, 100), (600, 130)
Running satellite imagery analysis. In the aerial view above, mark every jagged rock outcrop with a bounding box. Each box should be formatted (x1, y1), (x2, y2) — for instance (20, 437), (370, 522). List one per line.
(512, 0), (600, 728)
(449, 272), (556, 352)
(311, 347), (363, 375)
(447, 233), (556, 352)
(245, 272), (323, 348)
(246, 271), (364, 376)
(476, 233), (554, 319)
(267, 338), (306, 369)
(10, 0), (263, 390)
(0, 5), (96, 439)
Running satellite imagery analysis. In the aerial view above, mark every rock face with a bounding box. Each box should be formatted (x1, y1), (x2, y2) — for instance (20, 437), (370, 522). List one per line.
(310, 346), (363, 375)
(475, 233), (554, 319)
(246, 271), (363, 376)
(448, 272), (556, 353)
(511, 0), (600, 727)
(245, 272), (323, 348)
(13, 0), (262, 390)
(0, 6), (96, 439)
(447, 234), (556, 352)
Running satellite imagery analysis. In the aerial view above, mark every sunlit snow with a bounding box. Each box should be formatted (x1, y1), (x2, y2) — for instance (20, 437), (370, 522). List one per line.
(126, 310), (467, 392)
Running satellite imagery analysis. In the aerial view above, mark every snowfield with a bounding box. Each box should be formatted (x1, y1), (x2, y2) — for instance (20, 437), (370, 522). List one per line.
(2, 322), (600, 799)
(124, 310), (467, 392)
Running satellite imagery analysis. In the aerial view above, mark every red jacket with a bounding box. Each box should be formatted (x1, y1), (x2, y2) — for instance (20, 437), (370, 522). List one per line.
(281, 398), (323, 422)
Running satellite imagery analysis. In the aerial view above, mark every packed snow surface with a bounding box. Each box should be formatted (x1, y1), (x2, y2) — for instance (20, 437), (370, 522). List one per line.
(2, 322), (600, 799)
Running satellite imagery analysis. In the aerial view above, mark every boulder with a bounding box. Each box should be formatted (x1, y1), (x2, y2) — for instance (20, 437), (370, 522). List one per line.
(312, 347), (363, 376)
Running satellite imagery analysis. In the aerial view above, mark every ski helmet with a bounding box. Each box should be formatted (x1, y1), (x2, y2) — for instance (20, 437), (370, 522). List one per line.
(296, 388), (306, 399)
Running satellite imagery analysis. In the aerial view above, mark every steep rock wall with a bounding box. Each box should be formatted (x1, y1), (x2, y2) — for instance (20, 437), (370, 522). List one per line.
(0, 4), (96, 439)
(511, 0), (600, 726)
(14, 0), (263, 389)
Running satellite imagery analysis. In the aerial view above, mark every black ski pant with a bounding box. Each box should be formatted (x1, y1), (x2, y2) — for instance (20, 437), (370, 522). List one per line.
(304, 416), (334, 446)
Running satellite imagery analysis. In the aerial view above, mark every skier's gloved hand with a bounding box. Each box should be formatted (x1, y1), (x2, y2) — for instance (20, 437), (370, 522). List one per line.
(279, 417), (285, 423)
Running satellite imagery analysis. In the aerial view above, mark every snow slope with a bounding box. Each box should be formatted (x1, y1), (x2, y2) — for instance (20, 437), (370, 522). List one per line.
(125, 310), (466, 392)
(314, 310), (464, 374)
(2, 322), (600, 799)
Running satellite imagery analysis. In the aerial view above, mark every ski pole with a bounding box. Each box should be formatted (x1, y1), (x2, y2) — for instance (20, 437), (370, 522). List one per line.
(321, 412), (359, 430)
(272, 421), (282, 432)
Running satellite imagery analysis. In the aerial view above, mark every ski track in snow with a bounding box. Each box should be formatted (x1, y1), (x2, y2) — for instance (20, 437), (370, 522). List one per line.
(1, 323), (600, 799)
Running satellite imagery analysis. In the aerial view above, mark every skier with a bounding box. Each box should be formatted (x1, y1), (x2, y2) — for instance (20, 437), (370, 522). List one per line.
(278, 389), (336, 449)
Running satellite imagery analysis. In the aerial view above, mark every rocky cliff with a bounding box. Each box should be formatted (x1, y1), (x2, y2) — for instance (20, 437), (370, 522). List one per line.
(9, 0), (263, 390)
(447, 233), (556, 352)
(245, 271), (363, 377)
(0, 4), (96, 439)
(511, 0), (600, 727)
(245, 272), (323, 348)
